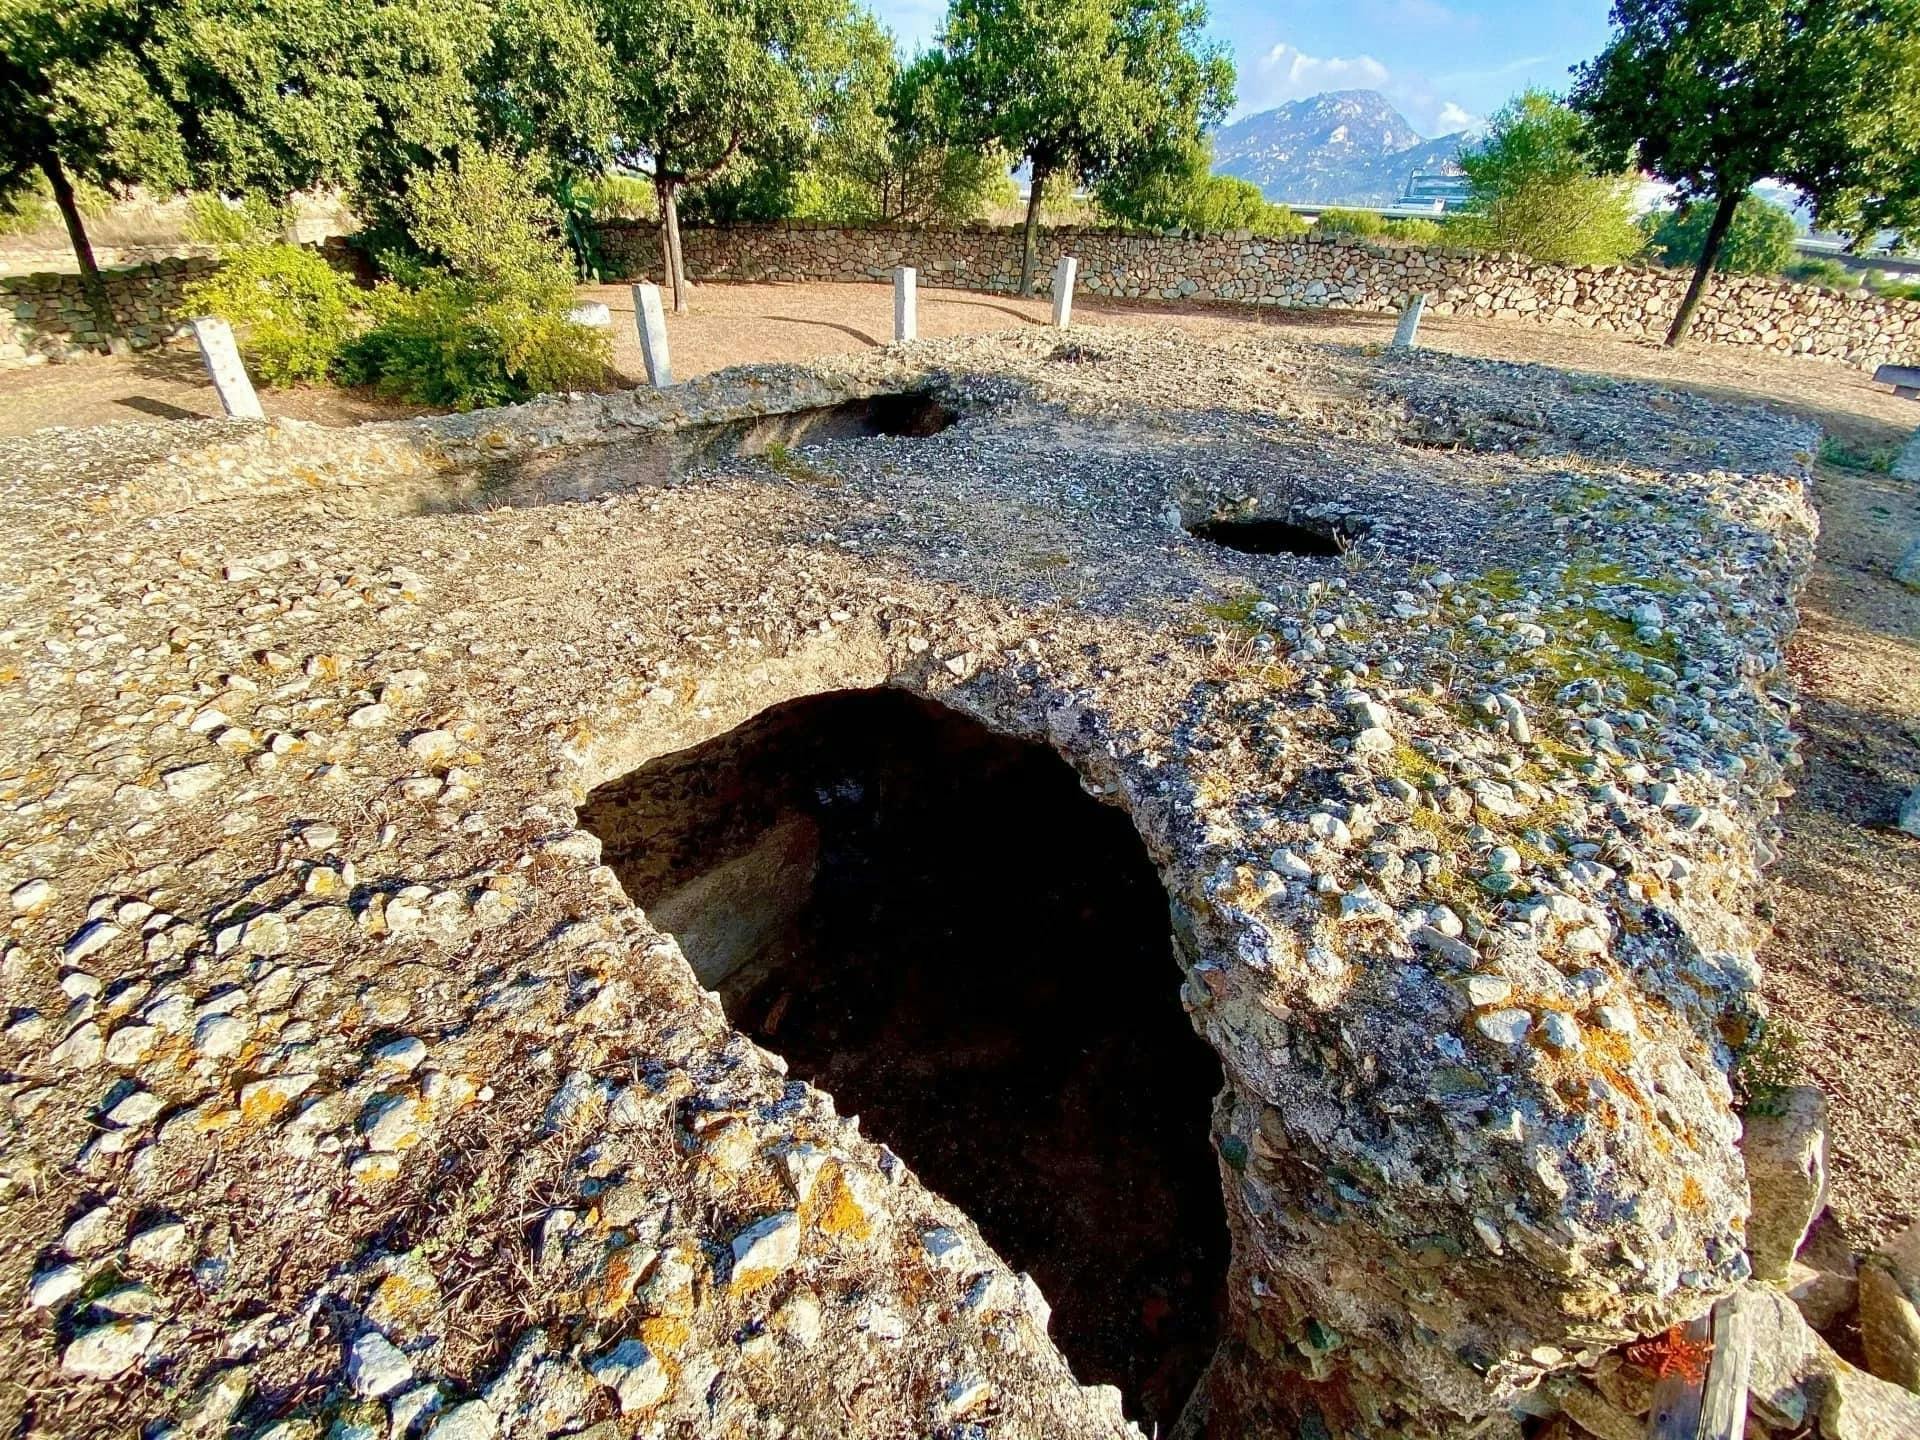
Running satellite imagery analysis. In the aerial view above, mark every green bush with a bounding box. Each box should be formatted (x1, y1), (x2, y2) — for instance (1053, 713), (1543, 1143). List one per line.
(1382, 217), (1446, 245)
(1782, 257), (1858, 290)
(1313, 208), (1386, 238)
(401, 149), (577, 292)
(1867, 272), (1920, 301)
(341, 274), (608, 410)
(180, 242), (367, 385)
(1642, 194), (1798, 275)
(185, 192), (289, 248)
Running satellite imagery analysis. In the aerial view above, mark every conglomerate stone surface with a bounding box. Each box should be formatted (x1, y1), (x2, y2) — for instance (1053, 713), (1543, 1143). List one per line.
(0, 326), (1817, 1439)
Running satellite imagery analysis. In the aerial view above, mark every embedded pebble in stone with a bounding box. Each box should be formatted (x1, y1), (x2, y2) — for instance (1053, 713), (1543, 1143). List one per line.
(62, 1320), (156, 1378)
(361, 1094), (426, 1152)
(104, 1024), (159, 1067)
(128, 1220), (190, 1268)
(347, 1330), (414, 1398)
(161, 763), (224, 800)
(406, 731), (461, 766)
(11, 878), (53, 913)
(63, 1204), (120, 1256)
(426, 1400), (498, 1440)
(730, 1211), (801, 1291)
(1540, 1012), (1583, 1051)
(106, 1090), (166, 1127)
(29, 1263), (85, 1309)
(194, 1013), (252, 1059)
(586, 1337), (668, 1414)
(1466, 975), (1513, 1008)
(347, 704), (393, 730)
(63, 920), (120, 964)
(373, 1037), (428, 1072)
(1476, 1009), (1533, 1045)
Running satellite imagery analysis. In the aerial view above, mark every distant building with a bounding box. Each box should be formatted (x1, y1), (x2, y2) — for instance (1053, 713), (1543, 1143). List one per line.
(1398, 169), (1472, 213)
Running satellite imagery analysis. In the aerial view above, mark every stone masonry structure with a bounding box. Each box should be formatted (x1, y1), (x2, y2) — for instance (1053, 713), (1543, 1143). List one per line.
(596, 221), (1920, 370)
(10, 322), (1914, 1440)
(0, 257), (213, 366)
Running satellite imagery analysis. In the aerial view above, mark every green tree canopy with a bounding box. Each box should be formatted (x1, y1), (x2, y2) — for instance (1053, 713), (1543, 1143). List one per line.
(787, 46), (1015, 224)
(1453, 89), (1642, 266)
(592, 0), (868, 310)
(939, 0), (1234, 292)
(1642, 191), (1797, 273)
(0, 0), (189, 345)
(1572, 0), (1920, 343)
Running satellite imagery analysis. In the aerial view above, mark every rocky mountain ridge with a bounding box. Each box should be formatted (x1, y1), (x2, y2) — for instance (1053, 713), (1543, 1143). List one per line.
(1214, 89), (1465, 205)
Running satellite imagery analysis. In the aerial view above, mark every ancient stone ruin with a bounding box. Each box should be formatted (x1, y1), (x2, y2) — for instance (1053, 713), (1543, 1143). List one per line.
(3, 325), (1909, 1439)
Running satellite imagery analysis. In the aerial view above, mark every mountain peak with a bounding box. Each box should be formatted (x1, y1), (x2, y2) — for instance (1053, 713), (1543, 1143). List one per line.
(1214, 90), (1465, 206)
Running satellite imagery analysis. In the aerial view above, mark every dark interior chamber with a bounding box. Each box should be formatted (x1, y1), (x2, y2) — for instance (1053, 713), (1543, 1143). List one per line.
(580, 688), (1228, 1431)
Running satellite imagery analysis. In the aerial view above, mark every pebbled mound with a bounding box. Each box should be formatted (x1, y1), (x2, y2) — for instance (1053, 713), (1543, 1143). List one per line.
(0, 327), (1815, 1439)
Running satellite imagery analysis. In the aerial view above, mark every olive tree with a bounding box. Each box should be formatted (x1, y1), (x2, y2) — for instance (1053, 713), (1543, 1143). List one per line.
(0, 0), (188, 350)
(939, 0), (1233, 293)
(593, 0), (865, 311)
(1572, 0), (1920, 344)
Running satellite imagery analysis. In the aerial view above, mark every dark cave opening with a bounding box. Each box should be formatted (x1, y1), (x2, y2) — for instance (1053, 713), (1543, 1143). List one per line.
(1186, 513), (1348, 558)
(580, 688), (1229, 1431)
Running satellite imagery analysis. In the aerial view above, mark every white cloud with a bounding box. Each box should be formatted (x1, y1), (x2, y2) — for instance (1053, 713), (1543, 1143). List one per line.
(1246, 43), (1392, 110)
(1433, 102), (1479, 134)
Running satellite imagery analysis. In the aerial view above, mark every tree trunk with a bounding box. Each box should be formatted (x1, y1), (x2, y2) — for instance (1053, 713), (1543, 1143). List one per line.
(1665, 187), (1741, 347)
(662, 181), (689, 314)
(39, 152), (128, 357)
(1019, 164), (1048, 297)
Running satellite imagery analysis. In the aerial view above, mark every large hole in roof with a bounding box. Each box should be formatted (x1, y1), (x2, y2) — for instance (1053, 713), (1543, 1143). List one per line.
(579, 688), (1229, 1432)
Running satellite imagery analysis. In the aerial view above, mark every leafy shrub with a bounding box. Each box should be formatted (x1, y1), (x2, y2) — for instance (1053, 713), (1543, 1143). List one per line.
(1383, 217), (1446, 245)
(1642, 194), (1797, 275)
(1452, 91), (1642, 266)
(1782, 257), (1858, 290)
(340, 274), (607, 410)
(401, 149), (577, 292)
(1313, 208), (1386, 238)
(185, 192), (289, 248)
(1867, 272), (1920, 301)
(180, 243), (367, 385)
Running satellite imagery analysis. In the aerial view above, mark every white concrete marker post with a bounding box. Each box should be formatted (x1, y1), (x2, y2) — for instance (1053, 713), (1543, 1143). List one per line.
(894, 266), (918, 343)
(631, 282), (673, 388)
(189, 316), (264, 420)
(1051, 256), (1078, 329)
(1392, 293), (1427, 350)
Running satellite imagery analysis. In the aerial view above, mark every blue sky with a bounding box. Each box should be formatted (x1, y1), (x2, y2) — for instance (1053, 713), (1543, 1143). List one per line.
(865, 0), (1618, 137)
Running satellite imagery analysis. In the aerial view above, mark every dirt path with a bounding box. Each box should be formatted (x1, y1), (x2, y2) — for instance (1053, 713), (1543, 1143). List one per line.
(1759, 444), (1920, 1251)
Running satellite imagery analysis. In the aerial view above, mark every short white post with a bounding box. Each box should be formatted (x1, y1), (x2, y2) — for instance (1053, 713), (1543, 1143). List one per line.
(189, 316), (264, 420)
(1051, 255), (1078, 328)
(1391, 292), (1427, 350)
(632, 282), (673, 388)
(893, 266), (917, 342)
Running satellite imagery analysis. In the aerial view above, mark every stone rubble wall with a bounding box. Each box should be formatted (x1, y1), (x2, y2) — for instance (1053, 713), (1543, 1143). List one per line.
(594, 220), (1920, 370)
(0, 256), (215, 366)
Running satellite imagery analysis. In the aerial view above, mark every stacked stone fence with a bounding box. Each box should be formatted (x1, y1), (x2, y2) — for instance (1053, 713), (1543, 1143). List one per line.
(9, 225), (1918, 372)
(593, 220), (1920, 370)
(0, 256), (218, 367)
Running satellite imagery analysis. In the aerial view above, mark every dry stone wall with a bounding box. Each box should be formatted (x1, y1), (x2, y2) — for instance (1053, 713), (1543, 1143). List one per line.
(595, 220), (1920, 370)
(0, 256), (213, 366)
